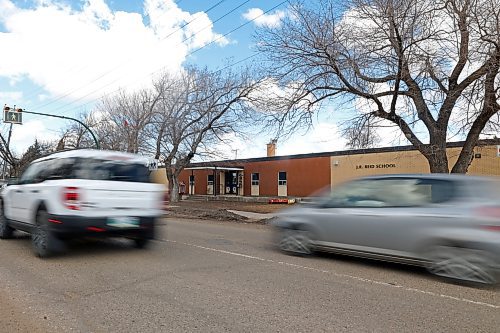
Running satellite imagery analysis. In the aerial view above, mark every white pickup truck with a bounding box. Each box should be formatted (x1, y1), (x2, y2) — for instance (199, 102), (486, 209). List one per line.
(0, 149), (166, 257)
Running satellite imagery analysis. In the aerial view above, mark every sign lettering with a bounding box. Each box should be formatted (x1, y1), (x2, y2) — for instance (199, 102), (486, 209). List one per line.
(356, 163), (396, 170)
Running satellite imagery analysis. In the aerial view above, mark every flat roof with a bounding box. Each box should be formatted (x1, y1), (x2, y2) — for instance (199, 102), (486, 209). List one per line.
(184, 166), (244, 171)
(186, 139), (500, 168)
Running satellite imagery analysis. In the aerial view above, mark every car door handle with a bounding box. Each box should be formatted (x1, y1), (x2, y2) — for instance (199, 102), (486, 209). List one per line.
(15, 190), (23, 193)
(30, 190), (39, 193)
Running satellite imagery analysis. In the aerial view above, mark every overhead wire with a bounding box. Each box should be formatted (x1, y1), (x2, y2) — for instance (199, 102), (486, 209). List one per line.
(29, 0), (231, 111)
(48, 52), (264, 116)
(27, 0), (287, 122)
(21, 0), (193, 102)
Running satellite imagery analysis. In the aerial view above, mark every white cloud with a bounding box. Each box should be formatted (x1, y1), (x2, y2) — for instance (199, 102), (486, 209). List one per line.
(10, 120), (59, 154)
(0, 91), (23, 102)
(200, 121), (348, 162)
(37, 94), (49, 102)
(0, 0), (227, 102)
(182, 11), (229, 48)
(242, 8), (286, 28)
(207, 132), (265, 161)
(278, 122), (347, 155)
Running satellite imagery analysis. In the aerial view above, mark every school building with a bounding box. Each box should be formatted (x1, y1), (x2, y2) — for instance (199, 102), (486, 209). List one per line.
(173, 140), (500, 199)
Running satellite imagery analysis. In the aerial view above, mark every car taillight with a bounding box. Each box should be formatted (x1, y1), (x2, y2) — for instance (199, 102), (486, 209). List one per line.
(476, 206), (500, 232)
(476, 206), (500, 219)
(481, 225), (500, 232)
(63, 187), (80, 210)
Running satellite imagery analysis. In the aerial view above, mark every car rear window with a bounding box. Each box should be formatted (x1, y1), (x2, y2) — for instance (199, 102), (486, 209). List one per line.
(74, 158), (151, 183)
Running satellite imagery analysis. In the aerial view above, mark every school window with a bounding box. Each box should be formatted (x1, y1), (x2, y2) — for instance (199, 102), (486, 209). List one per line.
(207, 174), (214, 185)
(251, 173), (259, 186)
(189, 175), (195, 185)
(278, 171), (287, 186)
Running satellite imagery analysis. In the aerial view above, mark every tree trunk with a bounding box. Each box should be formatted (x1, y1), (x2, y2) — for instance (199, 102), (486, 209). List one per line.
(166, 169), (180, 203)
(425, 144), (449, 173)
(450, 138), (477, 174)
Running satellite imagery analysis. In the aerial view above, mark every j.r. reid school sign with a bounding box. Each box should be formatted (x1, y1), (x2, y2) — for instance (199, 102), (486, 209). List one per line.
(356, 163), (397, 170)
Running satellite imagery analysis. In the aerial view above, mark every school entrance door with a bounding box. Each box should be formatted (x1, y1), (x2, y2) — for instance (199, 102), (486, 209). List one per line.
(224, 171), (238, 194)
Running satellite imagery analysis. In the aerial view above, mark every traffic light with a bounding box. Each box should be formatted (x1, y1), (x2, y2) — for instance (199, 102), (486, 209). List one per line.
(3, 105), (22, 124)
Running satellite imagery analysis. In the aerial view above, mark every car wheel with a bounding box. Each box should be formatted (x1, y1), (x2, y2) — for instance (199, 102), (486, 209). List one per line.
(32, 209), (63, 258)
(133, 237), (149, 249)
(426, 245), (498, 285)
(0, 202), (13, 239)
(279, 228), (313, 255)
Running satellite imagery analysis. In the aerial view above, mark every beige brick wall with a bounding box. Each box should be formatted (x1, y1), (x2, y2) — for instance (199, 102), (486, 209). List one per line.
(331, 144), (500, 187)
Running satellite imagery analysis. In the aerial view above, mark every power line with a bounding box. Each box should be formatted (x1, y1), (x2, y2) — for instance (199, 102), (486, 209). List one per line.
(28, 0), (230, 110)
(29, 1), (287, 118)
(20, 0), (186, 99)
(41, 52), (263, 117)
(21, 0), (193, 102)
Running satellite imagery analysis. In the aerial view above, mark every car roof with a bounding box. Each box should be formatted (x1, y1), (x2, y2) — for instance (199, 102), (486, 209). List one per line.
(33, 149), (151, 165)
(357, 173), (499, 182)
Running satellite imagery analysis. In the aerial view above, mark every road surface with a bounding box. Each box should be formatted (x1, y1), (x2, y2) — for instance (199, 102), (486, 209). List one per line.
(0, 218), (498, 332)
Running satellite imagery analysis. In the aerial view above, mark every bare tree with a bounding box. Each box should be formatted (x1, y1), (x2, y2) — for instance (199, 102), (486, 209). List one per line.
(57, 111), (103, 150)
(343, 116), (381, 149)
(147, 67), (259, 201)
(98, 89), (160, 153)
(58, 87), (161, 153)
(256, 0), (500, 173)
(15, 139), (56, 176)
(0, 122), (22, 177)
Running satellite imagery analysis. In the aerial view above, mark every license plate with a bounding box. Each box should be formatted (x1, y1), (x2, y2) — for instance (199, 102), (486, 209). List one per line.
(107, 217), (139, 228)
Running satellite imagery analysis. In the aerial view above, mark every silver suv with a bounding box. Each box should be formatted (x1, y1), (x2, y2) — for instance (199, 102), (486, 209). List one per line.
(273, 174), (500, 284)
(0, 149), (166, 257)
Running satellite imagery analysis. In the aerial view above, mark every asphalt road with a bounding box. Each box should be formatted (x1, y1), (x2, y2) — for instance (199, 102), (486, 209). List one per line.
(0, 218), (499, 332)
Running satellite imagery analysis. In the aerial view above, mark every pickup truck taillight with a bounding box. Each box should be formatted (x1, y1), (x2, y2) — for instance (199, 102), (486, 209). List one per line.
(63, 187), (80, 210)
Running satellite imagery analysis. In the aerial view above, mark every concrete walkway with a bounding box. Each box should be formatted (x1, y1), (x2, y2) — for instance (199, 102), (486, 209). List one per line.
(227, 210), (277, 220)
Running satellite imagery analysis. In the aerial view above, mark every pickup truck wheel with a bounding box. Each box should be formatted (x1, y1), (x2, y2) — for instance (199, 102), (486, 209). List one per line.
(0, 203), (13, 239)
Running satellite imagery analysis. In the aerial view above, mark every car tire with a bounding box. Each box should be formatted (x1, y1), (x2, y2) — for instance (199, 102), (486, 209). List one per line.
(32, 209), (64, 258)
(425, 245), (498, 285)
(0, 202), (13, 239)
(133, 237), (149, 249)
(279, 228), (313, 255)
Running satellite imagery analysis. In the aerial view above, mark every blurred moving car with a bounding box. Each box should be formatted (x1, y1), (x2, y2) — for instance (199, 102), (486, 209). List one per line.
(0, 149), (166, 257)
(272, 174), (500, 284)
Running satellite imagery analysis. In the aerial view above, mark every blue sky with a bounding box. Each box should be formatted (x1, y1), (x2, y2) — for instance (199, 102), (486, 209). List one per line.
(0, 0), (354, 159)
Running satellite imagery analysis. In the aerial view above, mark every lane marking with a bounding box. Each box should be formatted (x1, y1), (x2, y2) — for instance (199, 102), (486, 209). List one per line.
(163, 239), (500, 309)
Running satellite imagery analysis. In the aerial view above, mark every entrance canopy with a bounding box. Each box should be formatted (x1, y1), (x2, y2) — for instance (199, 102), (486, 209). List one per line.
(184, 166), (244, 171)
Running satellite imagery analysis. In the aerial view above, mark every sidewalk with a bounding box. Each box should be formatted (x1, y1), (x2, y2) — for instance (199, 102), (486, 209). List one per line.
(227, 210), (278, 220)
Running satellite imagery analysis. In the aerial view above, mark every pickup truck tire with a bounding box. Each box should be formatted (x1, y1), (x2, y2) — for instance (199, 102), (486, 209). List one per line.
(0, 201), (13, 239)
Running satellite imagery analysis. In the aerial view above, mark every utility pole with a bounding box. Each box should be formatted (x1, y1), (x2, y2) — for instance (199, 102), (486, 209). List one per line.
(2, 123), (13, 178)
(2, 104), (21, 179)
